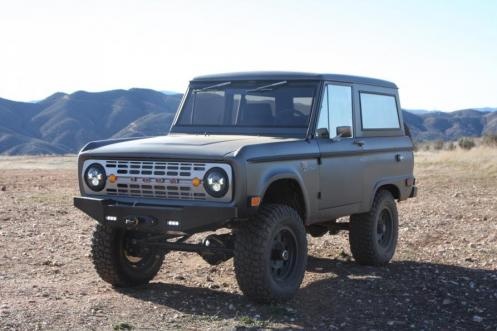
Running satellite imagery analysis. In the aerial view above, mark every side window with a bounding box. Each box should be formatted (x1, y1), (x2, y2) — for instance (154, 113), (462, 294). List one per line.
(360, 93), (400, 129)
(315, 84), (353, 138)
(328, 85), (353, 138)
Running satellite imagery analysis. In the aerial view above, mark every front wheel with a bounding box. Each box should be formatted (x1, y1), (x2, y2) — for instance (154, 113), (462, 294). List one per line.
(349, 190), (399, 266)
(234, 204), (308, 303)
(91, 224), (165, 287)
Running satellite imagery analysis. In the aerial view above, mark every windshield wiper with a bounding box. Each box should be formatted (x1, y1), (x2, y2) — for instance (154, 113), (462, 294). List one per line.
(247, 80), (287, 93)
(193, 81), (231, 93)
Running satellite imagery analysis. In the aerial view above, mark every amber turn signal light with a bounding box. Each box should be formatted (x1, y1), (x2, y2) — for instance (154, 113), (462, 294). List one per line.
(108, 174), (117, 183)
(192, 177), (201, 187)
(250, 196), (261, 207)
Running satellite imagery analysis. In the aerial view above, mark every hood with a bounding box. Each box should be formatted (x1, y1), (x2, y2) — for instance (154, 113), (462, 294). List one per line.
(81, 134), (297, 160)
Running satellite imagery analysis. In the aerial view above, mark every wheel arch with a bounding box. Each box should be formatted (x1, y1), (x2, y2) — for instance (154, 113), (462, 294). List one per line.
(258, 172), (309, 223)
(368, 181), (401, 209)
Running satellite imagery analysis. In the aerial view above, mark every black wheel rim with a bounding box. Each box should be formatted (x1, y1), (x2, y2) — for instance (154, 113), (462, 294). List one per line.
(270, 227), (297, 283)
(121, 231), (159, 271)
(377, 209), (393, 248)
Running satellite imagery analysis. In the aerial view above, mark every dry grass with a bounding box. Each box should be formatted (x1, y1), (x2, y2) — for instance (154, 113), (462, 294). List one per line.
(0, 155), (76, 170)
(415, 147), (497, 178)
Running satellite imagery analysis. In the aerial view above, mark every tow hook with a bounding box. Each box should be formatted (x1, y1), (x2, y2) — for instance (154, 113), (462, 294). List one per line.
(124, 216), (158, 227)
(125, 217), (139, 226)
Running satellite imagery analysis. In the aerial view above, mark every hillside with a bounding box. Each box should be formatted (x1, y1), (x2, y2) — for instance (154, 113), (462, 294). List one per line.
(0, 89), (496, 155)
(0, 89), (182, 155)
(405, 109), (497, 141)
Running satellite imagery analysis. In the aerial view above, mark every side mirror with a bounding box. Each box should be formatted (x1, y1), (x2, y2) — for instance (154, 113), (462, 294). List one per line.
(336, 126), (352, 138)
(316, 128), (330, 139)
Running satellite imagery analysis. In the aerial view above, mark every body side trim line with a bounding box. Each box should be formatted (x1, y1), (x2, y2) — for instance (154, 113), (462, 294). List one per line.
(247, 153), (321, 163)
(320, 146), (413, 158)
(248, 146), (413, 163)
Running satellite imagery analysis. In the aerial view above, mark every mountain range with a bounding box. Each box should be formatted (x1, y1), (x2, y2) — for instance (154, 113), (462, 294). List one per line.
(0, 89), (181, 155)
(0, 89), (496, 155)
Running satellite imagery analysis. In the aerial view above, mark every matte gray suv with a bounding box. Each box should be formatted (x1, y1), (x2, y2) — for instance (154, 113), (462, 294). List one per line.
(74, 72), (417, 303)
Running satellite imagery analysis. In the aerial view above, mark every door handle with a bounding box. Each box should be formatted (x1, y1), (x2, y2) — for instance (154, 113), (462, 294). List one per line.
(353, 140), (365, 147)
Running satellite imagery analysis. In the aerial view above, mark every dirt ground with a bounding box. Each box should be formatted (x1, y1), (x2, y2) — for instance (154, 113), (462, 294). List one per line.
(0, 150), (496, 330)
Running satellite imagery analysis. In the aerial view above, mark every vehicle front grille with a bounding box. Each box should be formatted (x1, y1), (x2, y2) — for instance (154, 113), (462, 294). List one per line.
(81, 159), (232, 202)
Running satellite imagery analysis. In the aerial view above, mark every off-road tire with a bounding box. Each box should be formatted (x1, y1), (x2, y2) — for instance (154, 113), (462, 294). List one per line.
(234, 204), (308, 303)
(349, 190), (399, 266)
(91, 224), (165, 287)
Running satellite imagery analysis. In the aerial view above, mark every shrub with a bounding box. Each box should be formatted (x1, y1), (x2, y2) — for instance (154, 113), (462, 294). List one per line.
(458, 137), (475, 150)
(482, 134), (497, 147)
(433, 140), (444, 150)
(446, 141), (456, 151)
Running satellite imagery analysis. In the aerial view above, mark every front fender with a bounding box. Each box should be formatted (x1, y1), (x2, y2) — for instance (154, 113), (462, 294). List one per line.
(246, 161), (316, 222)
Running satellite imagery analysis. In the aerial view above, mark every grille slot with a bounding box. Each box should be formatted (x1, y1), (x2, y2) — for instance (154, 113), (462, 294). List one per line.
(96, 159), (226, 201)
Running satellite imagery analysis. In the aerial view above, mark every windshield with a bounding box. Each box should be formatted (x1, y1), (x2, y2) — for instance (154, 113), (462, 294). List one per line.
(175, 81), (318, 130)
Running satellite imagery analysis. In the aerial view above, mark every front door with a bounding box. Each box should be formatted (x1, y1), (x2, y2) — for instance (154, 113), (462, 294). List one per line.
(316, 83), (364, 210)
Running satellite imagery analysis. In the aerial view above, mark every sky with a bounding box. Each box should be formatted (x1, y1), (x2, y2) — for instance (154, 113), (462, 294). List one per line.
(0, 0), (496, 111)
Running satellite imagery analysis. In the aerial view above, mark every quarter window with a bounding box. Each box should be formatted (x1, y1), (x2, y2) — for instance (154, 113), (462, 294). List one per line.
(360, 93), (400, 129)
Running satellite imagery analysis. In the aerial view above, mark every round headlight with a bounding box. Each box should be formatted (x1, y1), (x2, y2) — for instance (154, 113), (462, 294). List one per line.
(203, 167), (229, 198)
(84, 163), (107, 192)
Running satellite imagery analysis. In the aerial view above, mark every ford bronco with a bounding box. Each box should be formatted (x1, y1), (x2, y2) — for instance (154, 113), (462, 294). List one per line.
(74, 72), (416, 303)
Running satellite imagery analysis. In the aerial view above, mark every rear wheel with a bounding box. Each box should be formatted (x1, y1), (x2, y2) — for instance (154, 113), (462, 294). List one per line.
(349, 190), (399, 266)
(234, 204), (308, 303)
(91, 224), (165, 287)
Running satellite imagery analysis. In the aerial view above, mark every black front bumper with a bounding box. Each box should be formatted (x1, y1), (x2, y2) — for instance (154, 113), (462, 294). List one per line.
(74, 197), (238, 234)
